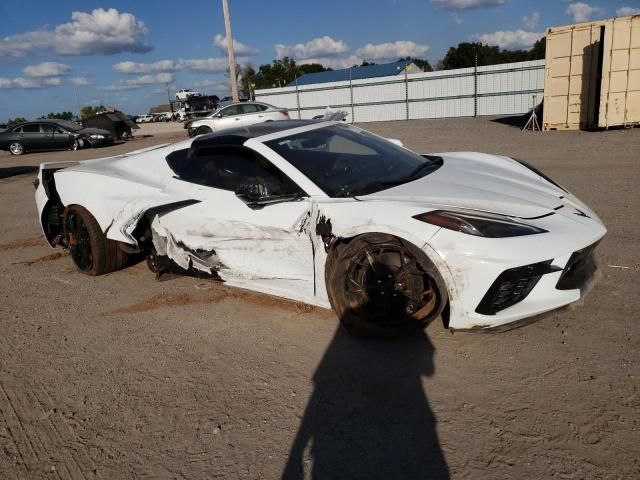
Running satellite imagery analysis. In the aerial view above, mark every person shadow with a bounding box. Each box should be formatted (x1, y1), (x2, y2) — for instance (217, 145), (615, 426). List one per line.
(282, 263), (450, 479)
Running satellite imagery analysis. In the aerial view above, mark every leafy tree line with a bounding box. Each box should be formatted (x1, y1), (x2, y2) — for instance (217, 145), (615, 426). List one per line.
(237, 37), (545, 94)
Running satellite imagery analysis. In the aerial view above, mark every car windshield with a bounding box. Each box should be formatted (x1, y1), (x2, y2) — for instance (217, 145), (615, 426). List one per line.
(265, 124), (442, 197)
(54, 120), (82, 132)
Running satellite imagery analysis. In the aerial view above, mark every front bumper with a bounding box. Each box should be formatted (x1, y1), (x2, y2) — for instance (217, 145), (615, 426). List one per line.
(425, 206), (606, 331)
(187, 127), (197, 137)
(84, 136), (115, 148)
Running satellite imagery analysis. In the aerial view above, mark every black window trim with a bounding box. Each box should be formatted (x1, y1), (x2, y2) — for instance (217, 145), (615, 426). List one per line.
(167, 145), (308, 197)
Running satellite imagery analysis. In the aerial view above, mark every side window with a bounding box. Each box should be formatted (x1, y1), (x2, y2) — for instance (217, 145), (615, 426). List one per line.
(22, 124), (40, 133)
(219, 106), (240, 117)
(241, 104), (259, 114)
(12, 126), (23, 133)
(41, 124), (55, 133)
(54, 126), (66, 134)
(256, 104), (268, 112)
(166, 147), (304, 196)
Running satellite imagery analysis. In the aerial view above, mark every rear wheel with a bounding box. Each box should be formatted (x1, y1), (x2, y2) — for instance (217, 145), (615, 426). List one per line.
(196, 126), (212, 135)
(64, 205), (129, 276)
(9, 141), (24, 156)
(326, 234), (447, 338)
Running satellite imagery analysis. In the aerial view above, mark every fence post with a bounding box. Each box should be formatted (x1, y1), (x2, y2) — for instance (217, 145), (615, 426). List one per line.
(295, 76), (301, 119)
(349, 68), (355, 124)
(405, 66), (409, 121)
(474, 53), (478, 117)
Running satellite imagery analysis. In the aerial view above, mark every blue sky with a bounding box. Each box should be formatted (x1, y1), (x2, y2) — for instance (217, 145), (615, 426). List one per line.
(1, 0), (638, 119)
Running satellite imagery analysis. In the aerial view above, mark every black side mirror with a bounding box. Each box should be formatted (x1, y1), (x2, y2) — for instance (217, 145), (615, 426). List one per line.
(235, 182), (270, 204)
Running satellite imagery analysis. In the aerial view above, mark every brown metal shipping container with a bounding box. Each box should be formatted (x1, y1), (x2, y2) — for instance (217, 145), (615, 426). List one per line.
(543, 15), (640, 130)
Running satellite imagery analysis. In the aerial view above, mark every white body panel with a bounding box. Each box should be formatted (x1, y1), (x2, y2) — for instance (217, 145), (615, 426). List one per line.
(35, 121), (606, 330)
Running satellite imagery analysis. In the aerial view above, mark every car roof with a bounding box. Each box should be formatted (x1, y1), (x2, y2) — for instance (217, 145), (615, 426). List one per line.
(190, 120), (319, 151)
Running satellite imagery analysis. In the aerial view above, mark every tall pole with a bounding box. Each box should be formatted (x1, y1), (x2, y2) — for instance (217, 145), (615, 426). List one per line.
(166, 82), (174, 117)
(221, 0), (239, 103)
(74, 85), (81, 120)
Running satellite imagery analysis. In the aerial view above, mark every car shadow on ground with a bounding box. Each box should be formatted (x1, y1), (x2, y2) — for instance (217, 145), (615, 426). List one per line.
(282, 260), (450, 479)
(0, 166), (38, 180)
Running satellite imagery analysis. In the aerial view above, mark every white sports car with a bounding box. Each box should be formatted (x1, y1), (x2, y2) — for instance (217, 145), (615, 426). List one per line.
(34, 121), (606, 337)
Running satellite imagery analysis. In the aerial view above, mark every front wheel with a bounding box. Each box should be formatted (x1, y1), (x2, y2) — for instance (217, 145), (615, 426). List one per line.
(9, 141), (24, 156)
(63, 205), (129, 276)
(196, 126), (212, 135)
(325, 234), (447, 338)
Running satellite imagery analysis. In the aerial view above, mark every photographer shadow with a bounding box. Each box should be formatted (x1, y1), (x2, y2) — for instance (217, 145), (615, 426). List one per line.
(283, 263), (449, 479)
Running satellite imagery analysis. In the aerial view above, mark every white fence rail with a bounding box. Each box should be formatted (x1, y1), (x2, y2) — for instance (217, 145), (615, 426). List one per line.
(255, 60), (545, 123)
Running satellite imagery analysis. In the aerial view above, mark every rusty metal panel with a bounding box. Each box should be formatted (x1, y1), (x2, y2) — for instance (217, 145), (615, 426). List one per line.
(599, 15), (640, 128)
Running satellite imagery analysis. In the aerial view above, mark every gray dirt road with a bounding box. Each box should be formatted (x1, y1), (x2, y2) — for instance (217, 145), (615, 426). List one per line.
(1, 117), (638, 479)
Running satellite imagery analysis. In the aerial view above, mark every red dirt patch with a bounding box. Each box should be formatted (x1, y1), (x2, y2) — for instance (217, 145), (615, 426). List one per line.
(104, 290), (230, 315)
(0, 236), (44, 251)
(14, 252), (69, 266)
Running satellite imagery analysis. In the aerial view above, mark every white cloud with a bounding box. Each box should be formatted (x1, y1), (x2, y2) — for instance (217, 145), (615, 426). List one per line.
(0, 8), (151, 57)
(113, 60), (178, 74)
(522, 11), (541, 29)
(70, 76), (91, 86)
(431, 0), (506, 11)
(22, 62), (72, 77)
(0, 77), (61, 89)
(275, 36), (349, 60)
(566, 3), (605, 23)
(617, 6), (640, 16)
(213, 34), (258, 56)
(355, 41), (430, 61)
(471, 29), (543, 49)
(101, 73), (173, 91)
(178, 57), (229, 72)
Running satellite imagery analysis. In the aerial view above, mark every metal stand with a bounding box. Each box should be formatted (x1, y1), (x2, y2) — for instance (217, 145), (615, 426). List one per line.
(522, 95), (540, 131)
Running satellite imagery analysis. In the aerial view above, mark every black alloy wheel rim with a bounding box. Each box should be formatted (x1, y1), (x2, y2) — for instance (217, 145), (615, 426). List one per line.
(345, 243), (438, 328)
(67, 213), (94, 271)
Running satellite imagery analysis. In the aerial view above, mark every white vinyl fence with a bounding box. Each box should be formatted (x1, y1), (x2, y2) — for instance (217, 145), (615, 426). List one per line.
(255, 59), (545, 123)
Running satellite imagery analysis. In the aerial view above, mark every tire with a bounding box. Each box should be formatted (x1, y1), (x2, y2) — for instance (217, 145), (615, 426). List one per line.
(196, 126), (212, 135)
(63, 205), (129, 276)
(71, 139), (80, 151)
(325, 233), (447, 338)
(9, 141), (24, 156)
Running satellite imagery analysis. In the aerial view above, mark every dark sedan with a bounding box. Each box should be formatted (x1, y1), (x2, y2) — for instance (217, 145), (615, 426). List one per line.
(0, 120), (114, 156)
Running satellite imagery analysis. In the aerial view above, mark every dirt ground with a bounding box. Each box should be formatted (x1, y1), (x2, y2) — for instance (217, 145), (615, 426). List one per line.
(1, 117), (638, 479)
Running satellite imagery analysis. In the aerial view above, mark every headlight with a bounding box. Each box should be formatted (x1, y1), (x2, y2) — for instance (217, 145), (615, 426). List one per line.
(413, 210), (547, 238)
(512, 158), (567, 193)
(90, 134), (105, 139)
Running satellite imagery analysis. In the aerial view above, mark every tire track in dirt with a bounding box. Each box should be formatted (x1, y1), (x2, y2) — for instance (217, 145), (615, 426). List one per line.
(0, 236), (44, 251)
(0, 376), (98, 479)
(13, 252), (69, 266)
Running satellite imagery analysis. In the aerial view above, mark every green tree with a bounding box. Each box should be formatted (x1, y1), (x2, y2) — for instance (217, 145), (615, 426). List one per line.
(298, 63), (330, 75)
(45, 111), (74, 121)
(399, 56), (433, 72)
(80, 106), (100, 120)
(529, 37), (546, 60)
(438, 39), (546, 70)
(7, 117), (27, 126)
(254, 56), (301, 88)
(238, 64), (257, 99)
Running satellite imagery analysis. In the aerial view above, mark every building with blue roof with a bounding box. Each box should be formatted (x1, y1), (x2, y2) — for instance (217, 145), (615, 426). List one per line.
(288, 60), (422, 87)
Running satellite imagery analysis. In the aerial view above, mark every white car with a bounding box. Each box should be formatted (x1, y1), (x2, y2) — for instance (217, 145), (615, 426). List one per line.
(135, 115), (154, 123)
(185, 102), (289, 137)
(175, 89), (201, 101)
(34, 121), (606, 337)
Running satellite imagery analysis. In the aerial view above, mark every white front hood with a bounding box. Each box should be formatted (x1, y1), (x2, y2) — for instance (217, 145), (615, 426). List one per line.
(358, 152), (566, 219)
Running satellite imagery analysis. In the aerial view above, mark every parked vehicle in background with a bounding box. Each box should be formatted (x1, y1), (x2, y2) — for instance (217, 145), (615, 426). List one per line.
(136, 115), (154, 123)
(175, 89), (202, 101)
(186, 102), (289, 136)
(0, 120), (113, 155)
(219, 96), (249, 107)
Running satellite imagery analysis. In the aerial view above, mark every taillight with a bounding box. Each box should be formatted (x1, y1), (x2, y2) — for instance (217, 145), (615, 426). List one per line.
(281, 109), (289, 117)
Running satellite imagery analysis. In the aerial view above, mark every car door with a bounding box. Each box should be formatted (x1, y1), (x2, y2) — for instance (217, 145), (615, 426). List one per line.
(237, 103), (261, 126)
(51, 125), (72, 148)
(20, 123), (46, 150)
(213, 105), (243, 131)
(157, 145), (316, 300)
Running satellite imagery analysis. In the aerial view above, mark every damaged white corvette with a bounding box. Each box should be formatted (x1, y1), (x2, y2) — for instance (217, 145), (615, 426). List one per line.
(35, 120), (606, 336)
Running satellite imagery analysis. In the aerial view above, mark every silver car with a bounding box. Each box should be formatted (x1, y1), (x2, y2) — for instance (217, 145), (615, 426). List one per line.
(186, 102), (289, 137)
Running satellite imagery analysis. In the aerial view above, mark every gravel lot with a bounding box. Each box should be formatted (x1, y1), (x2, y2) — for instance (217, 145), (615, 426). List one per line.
(1, 117), (638, 479)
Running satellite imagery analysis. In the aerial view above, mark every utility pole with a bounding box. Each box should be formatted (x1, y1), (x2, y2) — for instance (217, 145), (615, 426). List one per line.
(74, 85), (81, 120)
(166, 82), (174, 117)
(221, 0), (239, 103)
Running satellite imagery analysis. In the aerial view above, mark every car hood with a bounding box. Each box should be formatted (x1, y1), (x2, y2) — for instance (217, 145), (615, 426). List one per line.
(77, 127), (111, 136)
(357, 152), (566, 219)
